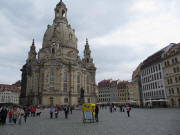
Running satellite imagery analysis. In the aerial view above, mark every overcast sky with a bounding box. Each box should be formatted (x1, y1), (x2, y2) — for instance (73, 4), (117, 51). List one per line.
(0, 0), (180, 84)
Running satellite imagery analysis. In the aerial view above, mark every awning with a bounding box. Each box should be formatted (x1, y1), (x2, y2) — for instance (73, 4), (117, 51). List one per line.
(144, 99), (168, 102)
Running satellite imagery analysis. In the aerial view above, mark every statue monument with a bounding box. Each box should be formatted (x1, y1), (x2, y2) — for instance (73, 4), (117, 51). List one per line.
(80, 88), (85, 105)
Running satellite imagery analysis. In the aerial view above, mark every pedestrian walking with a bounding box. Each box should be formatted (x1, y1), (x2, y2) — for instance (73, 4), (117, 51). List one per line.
(18, 108), (24, 125)
(55, 107), (59, 118)
(119, 105), (122, 112)
(12, 108), (19, 124)
(126, 105), (131, 117)
(8, 108), (13, 124)
(0, 106), (8, 125)
(24, 108), (29, 123)
(70, 106), (73, 114)
(50, 106), (54, 119)
(95, 105), (99, 122)
(64, 106), (68, 119)
(110, 106), (112, 113)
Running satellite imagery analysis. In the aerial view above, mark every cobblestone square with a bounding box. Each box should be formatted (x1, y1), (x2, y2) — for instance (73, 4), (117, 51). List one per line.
(1, 108), (180, 135)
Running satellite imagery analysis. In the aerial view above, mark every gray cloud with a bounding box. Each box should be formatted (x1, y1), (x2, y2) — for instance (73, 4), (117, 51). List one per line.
(0, 0), (179, 84)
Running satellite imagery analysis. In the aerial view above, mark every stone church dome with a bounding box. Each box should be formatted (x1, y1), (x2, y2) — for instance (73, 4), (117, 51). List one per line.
(42, 0), (78, 49)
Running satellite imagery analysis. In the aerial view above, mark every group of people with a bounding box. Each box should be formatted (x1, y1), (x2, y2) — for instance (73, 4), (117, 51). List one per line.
(0, 106), (25, 126)
(108, 104), (131, 117)
(49, 105), (74, 119)
(0, 106), (42, 126)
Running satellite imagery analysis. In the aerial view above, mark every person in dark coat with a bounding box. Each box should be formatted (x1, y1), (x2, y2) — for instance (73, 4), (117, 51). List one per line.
(95, 105), (99, 122)
(24, 108), (29, 123)
(64, 106), (69, 119)
(126, 105), (131, 117)
(0, 106), (8, 125)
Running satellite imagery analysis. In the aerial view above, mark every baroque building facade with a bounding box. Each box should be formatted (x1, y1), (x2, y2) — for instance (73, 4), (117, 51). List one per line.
(132, 63), (143, 107)
(20, 1), (96, 106)
(162, 43), (180, 107)
(117, 81), (131, 104)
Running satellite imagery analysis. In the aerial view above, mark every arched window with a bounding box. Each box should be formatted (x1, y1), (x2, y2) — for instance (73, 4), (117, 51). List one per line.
(77, 73), (80, 93)
(62, 10), (66, 17)
(50, 71), (54, 91)
(86, 75), (89, 94)
(50, 71), (54, 81)
(64, 72), (67, 92)
(52, 48), (55, 54)
(69, 33), (72, 40)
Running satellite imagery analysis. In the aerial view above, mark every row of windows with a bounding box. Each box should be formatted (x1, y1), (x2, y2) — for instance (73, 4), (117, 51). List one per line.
(167, 76), (180, 84)
(142, 64), (161, 77)
(144, 90), (165, 97)
(164, 57), (178, 67)
(142, 72), (162, 83)
(143, 81), (163, 90)
(173, 66), (180, 73)
(49, 72), (90, 93)
(98, 91), (110, 94)
(0, 96), (18, 99)
(99, 94), (110, 97)
(98, 98), (110, 102)
(118, 93), (130, 97)
(169, 88), (180, 95)
(117, 89), (128, 92)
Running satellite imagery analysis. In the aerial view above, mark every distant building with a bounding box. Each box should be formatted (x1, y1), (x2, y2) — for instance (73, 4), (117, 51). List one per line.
(117, 81), (130, 104)
(98, 79), (133, 105)
(110, 80), (119, 103)
(140, 45), (173, 107)
(162, 43), (180, 107)
(132, 63), (143, 107)
(0, 84), (20, 104)
(98, 80), (112, 103)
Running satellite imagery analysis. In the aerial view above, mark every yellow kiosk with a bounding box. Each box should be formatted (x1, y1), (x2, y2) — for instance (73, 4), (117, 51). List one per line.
(82, 103), (95, 123)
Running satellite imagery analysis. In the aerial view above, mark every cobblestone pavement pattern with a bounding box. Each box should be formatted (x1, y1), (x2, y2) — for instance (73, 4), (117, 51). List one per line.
(0, 108), (180, 135)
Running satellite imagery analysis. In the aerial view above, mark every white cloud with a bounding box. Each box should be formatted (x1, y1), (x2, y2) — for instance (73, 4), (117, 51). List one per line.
(0, 0), (180, 84)
(130, 0), (158, 13)
(91, 3), (180, 52)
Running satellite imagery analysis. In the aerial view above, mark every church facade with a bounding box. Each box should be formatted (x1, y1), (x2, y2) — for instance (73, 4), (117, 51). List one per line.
(20, 1), (97, 106)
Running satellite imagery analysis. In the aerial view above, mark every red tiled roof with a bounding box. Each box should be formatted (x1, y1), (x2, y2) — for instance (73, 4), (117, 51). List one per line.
(164, 43), (180, 57)
(117, 81), (130, 88)
(0, 84), (21, 92)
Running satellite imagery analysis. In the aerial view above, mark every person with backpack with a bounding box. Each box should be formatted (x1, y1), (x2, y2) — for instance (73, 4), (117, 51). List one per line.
(126, 105), (131, 117)
(50, 106), (54, 119)
(95, 104), (99, 122)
